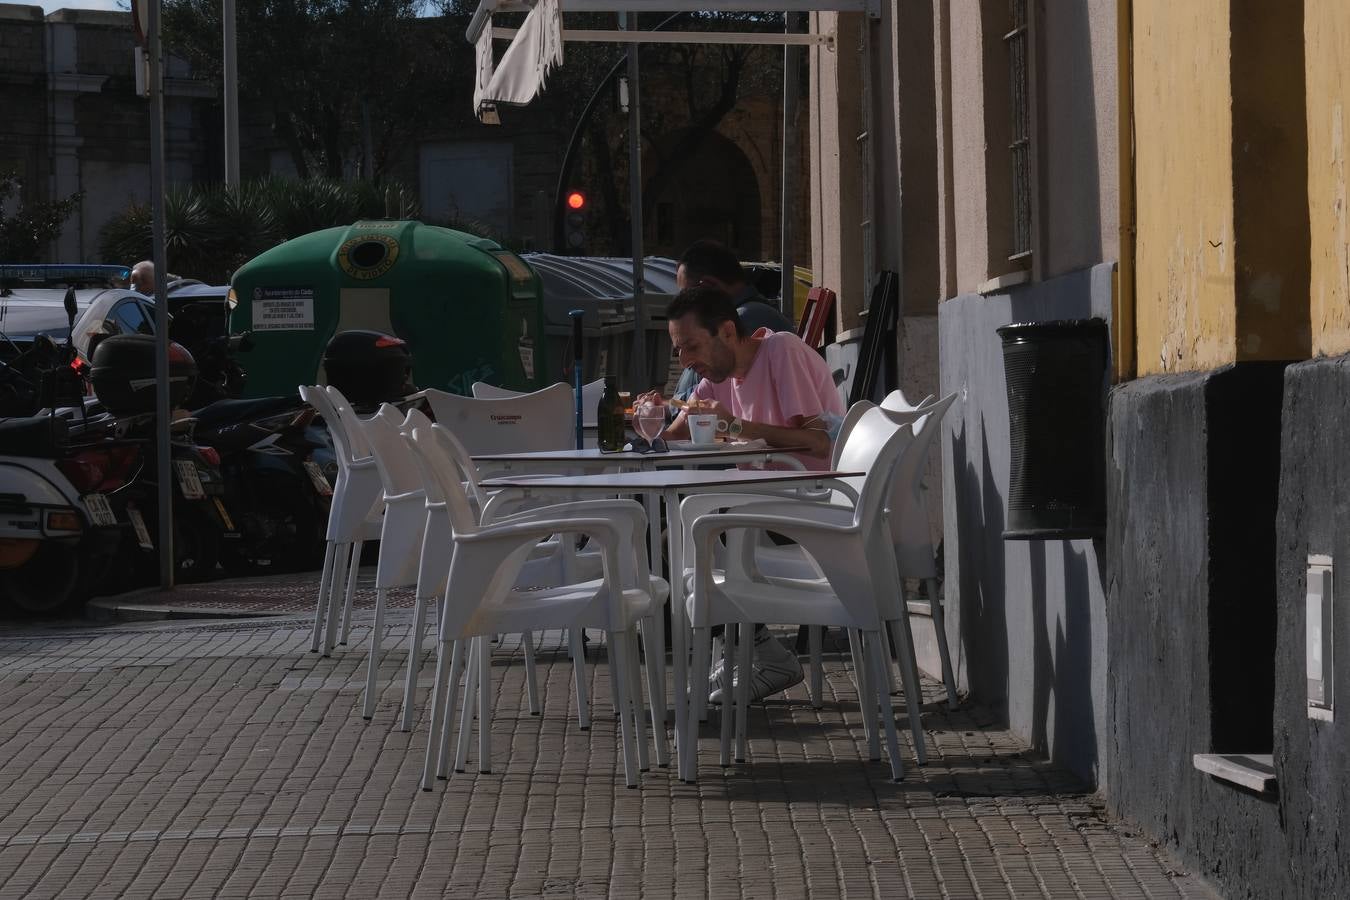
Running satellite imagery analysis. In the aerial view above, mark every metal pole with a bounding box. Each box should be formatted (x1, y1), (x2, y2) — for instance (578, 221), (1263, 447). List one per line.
(780, 11), (800, 319)
(623, 11), (646, 392)
(222, 0), (239, 185)
(570, 309), (585, 449)
(148, 0), (174, 588)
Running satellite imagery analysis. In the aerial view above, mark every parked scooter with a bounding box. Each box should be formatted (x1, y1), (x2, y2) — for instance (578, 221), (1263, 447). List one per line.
(0, 292), (136, 614)
(87, 334), (236, 585)
(191, 395), (333, 576)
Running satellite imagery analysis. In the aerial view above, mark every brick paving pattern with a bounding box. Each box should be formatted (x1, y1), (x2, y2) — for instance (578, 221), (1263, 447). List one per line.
(0, 608), (1218, 899)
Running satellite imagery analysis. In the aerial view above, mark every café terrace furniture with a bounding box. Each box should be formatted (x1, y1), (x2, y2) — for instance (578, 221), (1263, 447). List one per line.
(407, 424), (669, 789)
(680, 404), (923, 781)
(480, 466), (868, 783)
(300, 384), (383, 655)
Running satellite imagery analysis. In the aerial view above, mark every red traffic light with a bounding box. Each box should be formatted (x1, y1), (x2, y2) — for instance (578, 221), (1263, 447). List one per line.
(566, 191), (586, 210)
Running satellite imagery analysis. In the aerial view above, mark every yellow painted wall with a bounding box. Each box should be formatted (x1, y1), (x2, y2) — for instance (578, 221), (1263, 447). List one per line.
(1307, 1), (1350, 357)
(1133, 0), (1236, 375)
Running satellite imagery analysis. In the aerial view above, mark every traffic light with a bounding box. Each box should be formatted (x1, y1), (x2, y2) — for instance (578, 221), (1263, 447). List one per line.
(564, 190), (587, 251)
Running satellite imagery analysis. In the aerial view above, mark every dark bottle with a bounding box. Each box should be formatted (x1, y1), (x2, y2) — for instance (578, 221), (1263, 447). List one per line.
(597, 376), (625, 451)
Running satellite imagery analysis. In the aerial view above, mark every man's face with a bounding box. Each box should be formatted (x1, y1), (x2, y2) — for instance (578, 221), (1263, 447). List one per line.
(669, 313), (736, 383)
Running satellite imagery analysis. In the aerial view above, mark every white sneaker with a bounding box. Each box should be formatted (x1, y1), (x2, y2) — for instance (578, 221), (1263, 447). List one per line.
(708, 629), (804, 704)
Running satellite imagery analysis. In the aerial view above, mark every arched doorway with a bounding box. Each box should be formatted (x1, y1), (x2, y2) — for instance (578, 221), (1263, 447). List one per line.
(644, 127), (762, 260)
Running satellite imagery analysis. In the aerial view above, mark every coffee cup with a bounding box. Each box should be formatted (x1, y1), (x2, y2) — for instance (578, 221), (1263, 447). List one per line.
(687, 413), (719, 446)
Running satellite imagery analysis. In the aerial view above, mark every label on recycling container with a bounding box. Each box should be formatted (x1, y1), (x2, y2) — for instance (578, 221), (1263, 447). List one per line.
(252, 287), (315, 331)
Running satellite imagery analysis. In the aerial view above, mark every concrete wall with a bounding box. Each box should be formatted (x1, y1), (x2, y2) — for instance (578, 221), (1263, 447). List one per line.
(1105, 354), (1350, 898)
(1305, 0), (1350, 357)
(1271, 355), (1350, 896)
(939, 263), (1113, 786)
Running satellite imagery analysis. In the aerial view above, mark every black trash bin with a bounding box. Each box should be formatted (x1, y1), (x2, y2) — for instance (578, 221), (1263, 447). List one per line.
(996, 318), (1108, 539)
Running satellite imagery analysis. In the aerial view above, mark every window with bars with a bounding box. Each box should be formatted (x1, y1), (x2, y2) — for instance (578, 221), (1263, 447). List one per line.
(1006, 0), (1032, 261)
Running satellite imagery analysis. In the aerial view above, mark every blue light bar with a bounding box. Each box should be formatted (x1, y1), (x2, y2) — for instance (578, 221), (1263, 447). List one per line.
(0, 264), (130, 287)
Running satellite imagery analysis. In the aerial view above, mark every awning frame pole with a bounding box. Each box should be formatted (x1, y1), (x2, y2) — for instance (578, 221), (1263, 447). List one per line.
(623, 11), (647, 392)
(491, 26), (831, 46)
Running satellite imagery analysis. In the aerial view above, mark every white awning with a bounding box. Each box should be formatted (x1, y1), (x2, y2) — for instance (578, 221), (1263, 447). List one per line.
(474, 0), (565, 121)
(469, 0), (874, 121)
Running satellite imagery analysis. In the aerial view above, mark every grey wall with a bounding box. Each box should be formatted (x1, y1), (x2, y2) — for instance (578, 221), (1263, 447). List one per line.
(1274, 355), (1350, 897)
(1105, 353), (1350, 899)
(939, 262), (1112, 785)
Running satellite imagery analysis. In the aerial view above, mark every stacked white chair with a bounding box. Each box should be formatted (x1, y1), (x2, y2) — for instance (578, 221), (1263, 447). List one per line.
(680, 403), (924, 781)
(406, 423), (668, 788)
(300, 385), (383, 656)
(879, 391), (960, 707)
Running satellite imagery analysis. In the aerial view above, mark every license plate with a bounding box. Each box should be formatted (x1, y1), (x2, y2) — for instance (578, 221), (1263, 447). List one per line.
(212, 496), (236, 532)
(303, 460), (334, 496)
(174, 459), (205, 500)
(127, 505), (153, 550)
(84, 493), (116, 527)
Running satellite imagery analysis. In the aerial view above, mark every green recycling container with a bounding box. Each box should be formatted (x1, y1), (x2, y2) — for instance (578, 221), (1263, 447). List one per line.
(229, 220), (548, 398)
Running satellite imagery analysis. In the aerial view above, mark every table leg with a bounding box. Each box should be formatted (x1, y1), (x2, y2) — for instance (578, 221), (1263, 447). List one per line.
(663, 486), (690, 781)
(642, 490), (668, 717)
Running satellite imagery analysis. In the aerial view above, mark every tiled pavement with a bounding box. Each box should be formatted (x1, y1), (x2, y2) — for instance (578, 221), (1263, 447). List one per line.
(0, 608), (1218, 899)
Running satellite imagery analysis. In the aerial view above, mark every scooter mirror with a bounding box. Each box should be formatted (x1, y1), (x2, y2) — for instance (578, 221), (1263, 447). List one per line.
(63, 286), (78, 334)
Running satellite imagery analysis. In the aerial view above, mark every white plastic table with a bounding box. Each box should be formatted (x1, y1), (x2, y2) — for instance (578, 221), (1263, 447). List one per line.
(481, 467), (860, 782)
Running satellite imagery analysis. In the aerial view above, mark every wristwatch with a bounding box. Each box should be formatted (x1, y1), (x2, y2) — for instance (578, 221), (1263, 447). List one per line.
(728, 417), (744, 439)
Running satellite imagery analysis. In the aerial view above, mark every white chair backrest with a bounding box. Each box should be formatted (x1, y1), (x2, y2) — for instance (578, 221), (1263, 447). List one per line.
(882, 391), (956, 575)
(303, 384), (362, 466)
(407, 424), (485, 538)
(880, 388), (935, 414)
(472, 378), (606, 428)
(361, 404), (424, 497)
(470, 382), (524, 400)
(324, 385), (373, 459)
(411, 406), (487, 509)
(833, 404), (915, 532)
(425, 382), (573, 454)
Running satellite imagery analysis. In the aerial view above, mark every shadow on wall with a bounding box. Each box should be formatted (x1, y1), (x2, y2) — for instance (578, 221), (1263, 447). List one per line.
(951, 413), (1009, 708)
(1030, 541), (1101, 783)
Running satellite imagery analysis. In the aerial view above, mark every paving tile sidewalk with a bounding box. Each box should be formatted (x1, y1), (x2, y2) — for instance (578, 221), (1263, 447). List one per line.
(0, 610), (1217, 899)
(88, 568), (402, 620)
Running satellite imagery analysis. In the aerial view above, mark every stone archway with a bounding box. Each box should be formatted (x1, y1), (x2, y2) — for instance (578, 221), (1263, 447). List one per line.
(644, 127), (762, 260)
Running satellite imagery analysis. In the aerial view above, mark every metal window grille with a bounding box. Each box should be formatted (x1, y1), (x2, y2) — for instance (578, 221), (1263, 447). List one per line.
(1006, 0), (1032, 260)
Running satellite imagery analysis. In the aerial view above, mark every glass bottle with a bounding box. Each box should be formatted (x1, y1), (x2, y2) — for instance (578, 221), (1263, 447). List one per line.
(597, 376), (625, 451)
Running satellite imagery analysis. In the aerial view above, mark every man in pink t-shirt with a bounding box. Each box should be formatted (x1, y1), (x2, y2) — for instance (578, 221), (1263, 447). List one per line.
(641, 284), (845, 703)
(655, 284), (843, 469)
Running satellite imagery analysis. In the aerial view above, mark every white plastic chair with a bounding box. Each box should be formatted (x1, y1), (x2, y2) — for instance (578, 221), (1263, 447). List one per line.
(425, 383), (574, 463)
(471, 378), (605, 428)
(880, 388), (934, 413)
(392, 407), (606, 736)
(678, 402), (899, 712)
(879, 391), (959, 706)
(426, 382), (605, 629)
(300, 384), (383, 656)
(681, 404), (924, 781)
(408, 423), (668, 788)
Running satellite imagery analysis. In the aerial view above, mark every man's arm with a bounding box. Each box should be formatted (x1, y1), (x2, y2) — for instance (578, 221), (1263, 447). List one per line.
(737, 413), (830, 458)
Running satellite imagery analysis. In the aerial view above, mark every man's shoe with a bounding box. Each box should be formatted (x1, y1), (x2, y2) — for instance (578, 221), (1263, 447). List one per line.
(708, 631), (804, 704)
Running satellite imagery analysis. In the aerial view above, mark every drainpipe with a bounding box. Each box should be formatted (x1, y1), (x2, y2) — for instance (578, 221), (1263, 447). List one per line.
(1114, 0), (1136, 382)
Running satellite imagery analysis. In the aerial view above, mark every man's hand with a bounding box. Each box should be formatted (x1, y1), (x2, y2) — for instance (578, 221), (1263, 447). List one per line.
(683, 397), (734, 424)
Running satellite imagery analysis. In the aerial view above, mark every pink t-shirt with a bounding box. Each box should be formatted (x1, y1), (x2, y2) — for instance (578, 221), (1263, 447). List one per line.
(692, 328), (845, 470)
